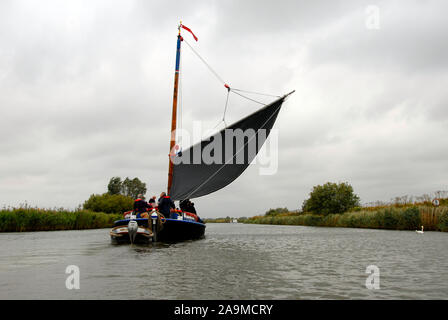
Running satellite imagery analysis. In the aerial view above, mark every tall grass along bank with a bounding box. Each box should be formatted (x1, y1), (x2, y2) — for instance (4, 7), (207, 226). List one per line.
(0, 207), (122, 232)
(245, 205), (448, 232)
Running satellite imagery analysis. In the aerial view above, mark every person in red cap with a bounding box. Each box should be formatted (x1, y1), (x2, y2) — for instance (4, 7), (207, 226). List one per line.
(158, 192), (175, 218)
(134, 194), (150, 218)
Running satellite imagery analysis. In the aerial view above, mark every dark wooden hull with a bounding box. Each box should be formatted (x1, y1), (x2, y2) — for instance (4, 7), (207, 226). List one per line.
(111, 218), (206, 243)
(158, 218), (206, 242)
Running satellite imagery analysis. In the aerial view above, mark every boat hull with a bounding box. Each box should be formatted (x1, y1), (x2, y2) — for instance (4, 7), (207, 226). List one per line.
(158, 218), (206, 242)
(111, 217), (206, 243)
(110, 221), (153, 244)
(110, 232), (152, 244)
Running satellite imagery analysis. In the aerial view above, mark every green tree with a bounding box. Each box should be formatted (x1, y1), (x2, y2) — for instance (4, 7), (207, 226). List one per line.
(83, 193), (134, 214)
(302, 182), (360, 215)
(121, 177), (147, 199)
(107, 177), (122, 195)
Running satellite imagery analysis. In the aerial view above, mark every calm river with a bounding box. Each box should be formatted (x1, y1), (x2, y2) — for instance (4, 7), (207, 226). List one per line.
(0, 223), (447, 299)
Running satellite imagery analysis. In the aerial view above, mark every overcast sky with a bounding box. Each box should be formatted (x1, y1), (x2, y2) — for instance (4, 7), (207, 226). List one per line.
(1, 0), (447, 218)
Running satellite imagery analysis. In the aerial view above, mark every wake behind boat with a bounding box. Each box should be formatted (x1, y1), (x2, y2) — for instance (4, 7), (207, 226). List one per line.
(110, 22), (292, 244)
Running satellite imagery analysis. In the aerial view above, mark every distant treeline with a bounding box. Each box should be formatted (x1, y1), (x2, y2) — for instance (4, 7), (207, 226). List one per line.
(0, 207), (121, 232)
(204, 218), (229, 223)
(204, 217), (249, 223)
(245, 204), (448, 232)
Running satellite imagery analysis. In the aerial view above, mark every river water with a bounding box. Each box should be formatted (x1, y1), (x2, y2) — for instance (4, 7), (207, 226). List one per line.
(0, 223), (447, 299)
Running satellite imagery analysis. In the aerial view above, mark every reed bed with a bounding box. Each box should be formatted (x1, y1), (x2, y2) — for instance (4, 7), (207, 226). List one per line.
(0, 207), (122, 232)
(245, 205), (448, 232)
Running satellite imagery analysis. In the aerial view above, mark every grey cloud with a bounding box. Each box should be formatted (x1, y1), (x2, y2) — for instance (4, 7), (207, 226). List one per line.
(1, 0), (447, 217)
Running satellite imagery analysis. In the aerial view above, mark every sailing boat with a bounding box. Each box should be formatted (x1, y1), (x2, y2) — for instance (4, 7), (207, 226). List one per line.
(110, 23), (293, 243)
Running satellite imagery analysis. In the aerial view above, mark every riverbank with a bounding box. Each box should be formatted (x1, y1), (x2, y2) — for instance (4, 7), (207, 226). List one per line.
(0, 207), (121, 232)
(245, 205), (448, 232)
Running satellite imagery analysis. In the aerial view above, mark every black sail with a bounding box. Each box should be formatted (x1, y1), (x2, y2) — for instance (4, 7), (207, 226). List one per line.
(169, 95), (287, 201)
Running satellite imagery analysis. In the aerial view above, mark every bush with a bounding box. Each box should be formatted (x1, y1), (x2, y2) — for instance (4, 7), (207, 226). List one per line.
(265, 207), (289, 216)
(83, 193), (134, 214)
(0, 208), (121, 232)
(302, 182), (360, 215)
(303, 214), (322, 226)
(398, 207), (421, 230)
(382, 208), (399, 229)
(438, 210), (448, 232)
(338, 212), (357, 227)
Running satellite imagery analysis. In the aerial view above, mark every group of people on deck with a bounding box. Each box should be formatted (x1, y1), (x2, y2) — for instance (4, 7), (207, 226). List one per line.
(131, 192), (198, 220)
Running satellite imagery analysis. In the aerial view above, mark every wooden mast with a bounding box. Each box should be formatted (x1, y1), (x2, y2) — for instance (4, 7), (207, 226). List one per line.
(167, 23), (182, 195)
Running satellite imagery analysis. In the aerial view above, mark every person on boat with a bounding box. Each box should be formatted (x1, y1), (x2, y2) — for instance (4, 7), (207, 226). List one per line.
(134, 194), (150, 218)
(148, 196), (157, 209)
(158, 192), (175, 218)
(186, 201), (203, 223)
(188, 201), (197, 214)
(180, 199), (197, 214)
(179, 199), (189, 212)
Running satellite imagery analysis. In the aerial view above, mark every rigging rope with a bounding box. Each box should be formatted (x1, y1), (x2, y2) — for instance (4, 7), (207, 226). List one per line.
(210, 90), (230, 132)
(182, 37), (280, 124)
(178, 45), (183, 149)
(229, 89), (266, 106)
(230, 88), (280, 98)
(222, 90), (230, 126)
(183, 39), (226, 86)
